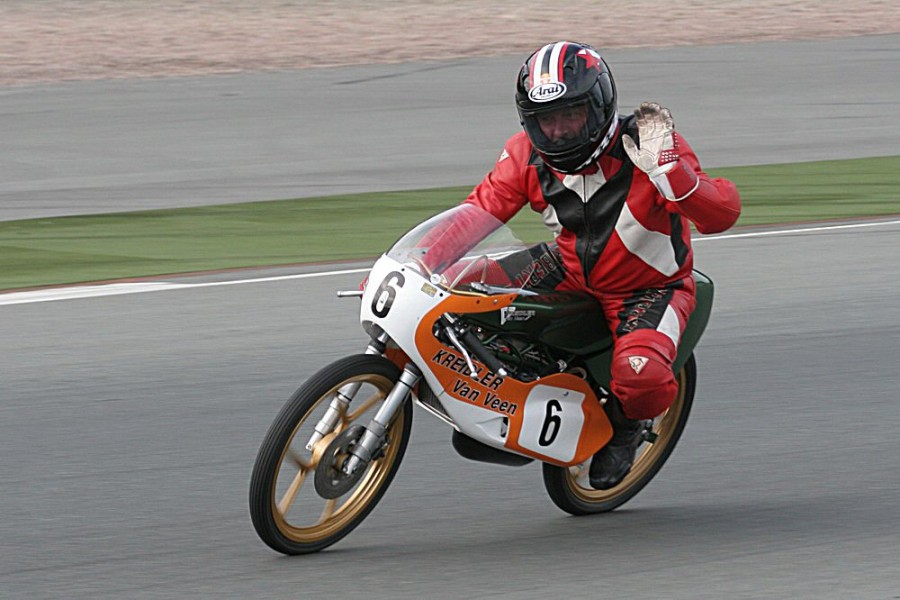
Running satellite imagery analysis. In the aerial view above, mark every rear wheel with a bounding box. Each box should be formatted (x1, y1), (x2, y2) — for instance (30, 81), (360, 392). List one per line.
(249, 355), (412, 554)
(542, 355), (696, 515)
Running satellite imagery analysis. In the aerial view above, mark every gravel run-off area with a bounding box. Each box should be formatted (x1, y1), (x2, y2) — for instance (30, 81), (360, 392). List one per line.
(2, 1), (900, 85)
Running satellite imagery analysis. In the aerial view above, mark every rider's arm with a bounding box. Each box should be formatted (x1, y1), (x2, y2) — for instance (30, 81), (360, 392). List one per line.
(660, 134), (742, 235)
(622, 103), (741, 235)
(363, 138), (532, 286)
(464, 137), (531, 222)
(418, 137), (531, 272)
(417, 208), (501, 272)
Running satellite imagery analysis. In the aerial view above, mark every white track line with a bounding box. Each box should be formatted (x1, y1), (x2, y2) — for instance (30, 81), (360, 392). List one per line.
(0, 268), (370, 306)
(2, 219), (898, 306)
(695, 218), (900, 241)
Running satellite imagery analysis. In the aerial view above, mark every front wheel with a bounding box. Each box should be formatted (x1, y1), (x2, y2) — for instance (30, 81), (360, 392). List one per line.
(249, 355), (412, 554)
(542, 355), (696, 515)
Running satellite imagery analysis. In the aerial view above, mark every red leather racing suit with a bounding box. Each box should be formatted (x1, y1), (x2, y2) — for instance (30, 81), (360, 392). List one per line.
(464, 115), (741, 419)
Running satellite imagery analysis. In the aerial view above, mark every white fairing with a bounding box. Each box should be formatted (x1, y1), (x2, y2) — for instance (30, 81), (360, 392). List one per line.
(361, 255), (505, 436)
(360, 255), (442, 369)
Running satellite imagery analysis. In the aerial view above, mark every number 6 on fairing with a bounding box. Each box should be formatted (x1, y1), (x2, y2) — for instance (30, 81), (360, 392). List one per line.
(539, 399), (563, 446)
(517, 386), (587, 463)
(371, 271), (404, 317)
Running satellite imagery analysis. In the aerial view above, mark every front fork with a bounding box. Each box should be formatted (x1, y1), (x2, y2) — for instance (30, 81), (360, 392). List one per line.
(343, 363), (420, 475)
(304, 328), (420, 476)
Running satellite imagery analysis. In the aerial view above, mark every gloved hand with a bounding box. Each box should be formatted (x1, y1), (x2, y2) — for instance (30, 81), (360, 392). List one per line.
(622, 102), (699, 202)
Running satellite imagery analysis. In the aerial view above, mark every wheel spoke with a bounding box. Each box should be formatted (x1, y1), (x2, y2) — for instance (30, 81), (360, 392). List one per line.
(287, 447), (312, 470)
(317, 498), (337, 524)
(345, 390), (386, 422)
(277, 467), (308, 517)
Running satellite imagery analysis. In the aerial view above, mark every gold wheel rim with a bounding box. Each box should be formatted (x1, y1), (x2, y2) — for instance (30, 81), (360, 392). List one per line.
(270, 372), (405, 543)
(566, 367), (688, 502)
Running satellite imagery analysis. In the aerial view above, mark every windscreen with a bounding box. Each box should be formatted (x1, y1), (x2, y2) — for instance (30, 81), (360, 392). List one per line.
(386, 204), (539, 294)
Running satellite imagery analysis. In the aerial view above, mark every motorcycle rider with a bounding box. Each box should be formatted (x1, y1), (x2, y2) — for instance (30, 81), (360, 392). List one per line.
(463, 41), (741, 490)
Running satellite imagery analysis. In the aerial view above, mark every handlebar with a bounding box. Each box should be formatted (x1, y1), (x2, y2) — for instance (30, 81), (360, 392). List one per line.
(467, 281), (538, 297)
(441, 314), (508, 378)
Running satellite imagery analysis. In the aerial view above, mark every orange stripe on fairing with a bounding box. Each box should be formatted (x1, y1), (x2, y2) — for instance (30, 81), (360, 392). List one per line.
(413, 291), (613, 466)
(384, 347), (411, 371)
(413, 293), (518, 407)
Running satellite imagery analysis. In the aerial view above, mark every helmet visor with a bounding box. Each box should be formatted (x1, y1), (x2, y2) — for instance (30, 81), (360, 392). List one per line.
(521, 101), (596, 157)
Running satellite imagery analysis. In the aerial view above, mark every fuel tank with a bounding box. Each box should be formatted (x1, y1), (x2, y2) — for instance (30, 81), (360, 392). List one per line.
(464, 270), (714, 367)
(464, 290), (611, 355)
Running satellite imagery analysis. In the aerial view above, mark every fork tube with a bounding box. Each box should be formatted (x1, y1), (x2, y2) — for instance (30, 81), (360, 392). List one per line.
(305, 385), (356, 450)
(305, 328), (392, 451)
(343, 363), (421, 475)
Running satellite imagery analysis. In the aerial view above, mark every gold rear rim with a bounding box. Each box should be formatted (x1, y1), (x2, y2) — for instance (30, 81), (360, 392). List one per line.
(565, 367), (688, 502)
(270, 372), (405, 543)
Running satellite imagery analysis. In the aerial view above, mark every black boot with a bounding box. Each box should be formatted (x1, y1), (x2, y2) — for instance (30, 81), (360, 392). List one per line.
(589, 397), (647, 490)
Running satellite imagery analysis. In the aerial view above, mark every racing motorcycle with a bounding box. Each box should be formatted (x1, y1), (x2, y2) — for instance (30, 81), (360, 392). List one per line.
(249, 203), (712, 555)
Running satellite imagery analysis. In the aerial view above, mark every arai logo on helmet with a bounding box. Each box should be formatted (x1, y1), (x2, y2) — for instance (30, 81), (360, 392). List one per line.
(528, 81), (567, 103)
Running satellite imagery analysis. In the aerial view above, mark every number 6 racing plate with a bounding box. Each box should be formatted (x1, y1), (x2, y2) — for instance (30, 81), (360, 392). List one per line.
(499, 373), (613, 466)
(517, 384), (587, 464)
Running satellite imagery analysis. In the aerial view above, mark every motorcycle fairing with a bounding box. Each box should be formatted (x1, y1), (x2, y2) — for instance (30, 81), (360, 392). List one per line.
(361, 254), (613, 467)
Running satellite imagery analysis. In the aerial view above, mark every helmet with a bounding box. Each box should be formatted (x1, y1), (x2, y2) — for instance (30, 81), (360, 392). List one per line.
(516, 41), (618, 174)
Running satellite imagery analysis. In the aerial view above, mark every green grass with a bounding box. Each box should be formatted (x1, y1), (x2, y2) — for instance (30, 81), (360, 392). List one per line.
(714, 156), (900, 225)
(2, 156), (899, 291)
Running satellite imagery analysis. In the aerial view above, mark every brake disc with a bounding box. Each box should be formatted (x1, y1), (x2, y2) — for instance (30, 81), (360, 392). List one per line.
(313, 424), (368, 499)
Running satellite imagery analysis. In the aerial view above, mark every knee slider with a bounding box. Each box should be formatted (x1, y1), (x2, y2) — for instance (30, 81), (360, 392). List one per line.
(610, 338), (678, 420)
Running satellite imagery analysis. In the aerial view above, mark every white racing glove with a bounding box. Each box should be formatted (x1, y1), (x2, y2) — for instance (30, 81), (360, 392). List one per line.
(622, 102), (700, 202)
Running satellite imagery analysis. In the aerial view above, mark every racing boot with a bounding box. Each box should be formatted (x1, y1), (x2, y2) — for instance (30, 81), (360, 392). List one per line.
(589, 397), (648, 490)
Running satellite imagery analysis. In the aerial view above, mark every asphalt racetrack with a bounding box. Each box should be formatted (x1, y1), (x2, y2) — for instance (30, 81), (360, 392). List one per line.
(2, 34), (900, 221)
(2, 36), (900, 599)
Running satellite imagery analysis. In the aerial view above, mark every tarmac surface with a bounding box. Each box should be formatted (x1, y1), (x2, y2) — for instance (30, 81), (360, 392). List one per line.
(2, 219), (899, 598)
(2, 34), (899, 221)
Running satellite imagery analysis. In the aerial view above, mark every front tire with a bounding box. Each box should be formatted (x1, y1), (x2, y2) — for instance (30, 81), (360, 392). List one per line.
(249, 355), (412, 554)
(542, 355), (696, 515)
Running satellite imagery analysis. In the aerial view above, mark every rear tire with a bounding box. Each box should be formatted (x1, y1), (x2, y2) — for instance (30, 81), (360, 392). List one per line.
(249, 355), (412, 554)
(542, 355), (696, 515)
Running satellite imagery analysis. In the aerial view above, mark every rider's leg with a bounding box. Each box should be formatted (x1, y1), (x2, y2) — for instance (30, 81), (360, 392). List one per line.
(500, 241), (566, 290)
(609, 330), (680, 419)
(588, 281), (695, 489)
(589, 392), (648, 490)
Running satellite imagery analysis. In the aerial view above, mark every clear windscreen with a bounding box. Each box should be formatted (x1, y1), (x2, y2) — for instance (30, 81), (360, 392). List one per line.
(386, 204), (540, 295)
